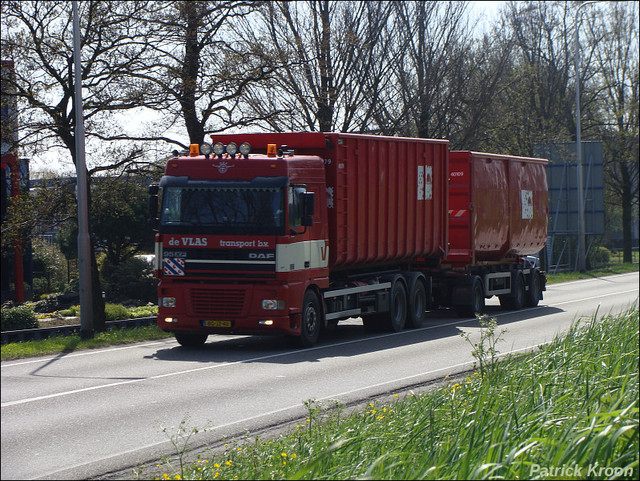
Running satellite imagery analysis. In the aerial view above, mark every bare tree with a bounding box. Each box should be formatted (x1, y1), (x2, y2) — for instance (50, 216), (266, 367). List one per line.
(1, 0), (160, 329)
(372, 1), (475, 140)
(483, 1), (605, 156)
(588, 2), (639, 262)
(116, 0), (275, 147)
(234, 0), (395, 133)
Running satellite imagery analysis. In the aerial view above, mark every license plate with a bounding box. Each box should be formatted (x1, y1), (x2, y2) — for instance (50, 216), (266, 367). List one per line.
(204, 320), (232, 328)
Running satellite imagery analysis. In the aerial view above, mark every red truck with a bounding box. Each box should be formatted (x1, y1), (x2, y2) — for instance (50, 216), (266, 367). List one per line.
(148, 133), (547, 347)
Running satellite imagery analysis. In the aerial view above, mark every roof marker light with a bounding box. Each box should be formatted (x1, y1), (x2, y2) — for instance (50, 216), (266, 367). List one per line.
(226, 142), (238, 157)
(267, 144), (277, 157)
(189, 144), (199, 156)
(239, 142), (251, 158)
(200, 142), (212, 158)
(213, 142), (225, 157)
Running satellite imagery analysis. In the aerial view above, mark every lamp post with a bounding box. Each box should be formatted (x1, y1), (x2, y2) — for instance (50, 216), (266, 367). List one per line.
(72, 0), (94, 338)
(574, 0), (601, 273)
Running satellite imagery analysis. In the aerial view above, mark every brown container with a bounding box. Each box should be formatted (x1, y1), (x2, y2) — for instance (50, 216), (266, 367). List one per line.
(446, 151), (548, 266)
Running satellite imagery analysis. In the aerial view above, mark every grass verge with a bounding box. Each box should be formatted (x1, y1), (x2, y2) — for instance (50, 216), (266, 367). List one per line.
(546, 263), (638, 284)
(147, 305), (639, 480)
(1, 326), (172, 361)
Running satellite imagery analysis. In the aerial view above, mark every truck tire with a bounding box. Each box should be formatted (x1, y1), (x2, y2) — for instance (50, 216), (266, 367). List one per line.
(500, 273), (525, 310)
(526, 269), (541, 307)
(456, 275), (484, 317)
(386, 277), (408, 332)
(174, 331), (208, 347)
(299, 290), (322, 347)
(408, 278), (428, 328)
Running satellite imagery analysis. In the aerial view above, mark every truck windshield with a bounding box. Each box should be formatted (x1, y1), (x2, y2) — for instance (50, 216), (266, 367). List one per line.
(160, 186), (284, 235)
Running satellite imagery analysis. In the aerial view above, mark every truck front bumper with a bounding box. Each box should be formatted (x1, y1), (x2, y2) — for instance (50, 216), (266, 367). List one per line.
(157, 281), (302, 336)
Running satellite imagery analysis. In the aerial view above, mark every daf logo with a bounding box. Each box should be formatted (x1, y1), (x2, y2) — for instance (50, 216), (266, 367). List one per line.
(249, 253), (275, 260)
(213, 161), (235, 174)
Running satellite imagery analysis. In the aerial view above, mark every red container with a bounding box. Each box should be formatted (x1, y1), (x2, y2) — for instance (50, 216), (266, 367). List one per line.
(209, 132), (450, 271)
(446, 151), (548, 267)
(322, 133), (449, 270)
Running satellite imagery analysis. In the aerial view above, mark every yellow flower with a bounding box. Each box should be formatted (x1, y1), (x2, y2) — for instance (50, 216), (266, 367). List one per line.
(225, 461), (232, 466)
(281, 452), (287, 457)
(214, 463), (220, 468)
(291, 454), (297, 459)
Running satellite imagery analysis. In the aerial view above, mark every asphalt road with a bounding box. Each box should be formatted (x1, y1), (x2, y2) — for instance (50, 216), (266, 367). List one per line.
(2, 272), (638, 480)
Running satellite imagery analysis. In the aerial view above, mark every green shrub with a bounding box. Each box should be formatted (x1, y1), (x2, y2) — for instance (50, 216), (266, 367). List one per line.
(588, 245), (612, 267)
(100, 257), (157, 303)
(31, 239), (69, 295)
(104, 303), (131, 321)
(128, 305), (158, 318)
(59, 305), (80, 317)
(1, 305), (39, 331)
(59, 303), (131, 321)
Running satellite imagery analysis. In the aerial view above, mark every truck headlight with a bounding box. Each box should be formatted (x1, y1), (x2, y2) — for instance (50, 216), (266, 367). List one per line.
(262, 299), (285, 310)
(161, 297), (176, 308)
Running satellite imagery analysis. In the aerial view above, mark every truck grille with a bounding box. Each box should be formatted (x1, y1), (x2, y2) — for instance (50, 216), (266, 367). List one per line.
(189, 288), (246, 317)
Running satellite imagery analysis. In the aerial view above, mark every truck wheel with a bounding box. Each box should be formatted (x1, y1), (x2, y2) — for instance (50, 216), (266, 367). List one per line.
(526, 270), (541, 307)
(299, 290), (322, 347)
(500, 273), (525, 310)
(387, 278), (408, 332)
(174, 331), (208, 347)
(408, 278), (428, 328)
(457, 276), (484, 317)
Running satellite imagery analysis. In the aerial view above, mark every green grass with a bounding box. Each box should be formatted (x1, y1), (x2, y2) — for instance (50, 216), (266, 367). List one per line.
(546, 263), (638, 284)
(0, 326), (171, 361)
(148, 305), (639, 480)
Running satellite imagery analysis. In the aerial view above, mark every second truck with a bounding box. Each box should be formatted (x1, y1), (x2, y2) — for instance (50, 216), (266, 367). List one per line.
(149, 132), (548, 347)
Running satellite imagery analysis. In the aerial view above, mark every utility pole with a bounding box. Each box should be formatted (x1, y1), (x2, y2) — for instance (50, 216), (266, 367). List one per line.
(574, 0), (601, 273)
(72, 0), (94, 339)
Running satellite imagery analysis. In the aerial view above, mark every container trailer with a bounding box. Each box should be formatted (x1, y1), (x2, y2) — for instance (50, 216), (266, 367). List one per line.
(148, 132), (547, 347)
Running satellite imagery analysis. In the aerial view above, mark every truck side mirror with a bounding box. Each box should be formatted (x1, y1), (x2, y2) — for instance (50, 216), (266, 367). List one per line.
(302, 192), (315, 216)
(148, 184), (159, 229)
(301, 192), (315, 227)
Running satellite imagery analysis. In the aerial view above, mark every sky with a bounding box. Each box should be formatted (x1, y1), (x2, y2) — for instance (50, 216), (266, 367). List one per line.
(470, 0), (506, 31)
(27, 1), (509, 177)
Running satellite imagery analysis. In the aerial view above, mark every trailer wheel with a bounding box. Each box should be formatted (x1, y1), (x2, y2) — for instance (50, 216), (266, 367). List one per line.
(526, 269), (541, 307)
(174, 331), (208, 347)
(387, 278), (408, 332)
(298, 290), (322, 347)
(457, 276), (485, 317)
(408, 278), (428, 328)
